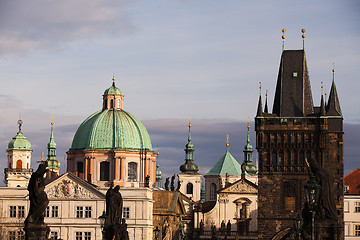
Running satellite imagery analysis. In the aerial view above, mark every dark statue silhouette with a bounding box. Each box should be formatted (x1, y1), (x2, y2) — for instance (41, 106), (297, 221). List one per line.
(165, 177), (170, 190)
(104, 185), (129, 240)
(24, 163), (50, 240)
(309, 158), (337, 221)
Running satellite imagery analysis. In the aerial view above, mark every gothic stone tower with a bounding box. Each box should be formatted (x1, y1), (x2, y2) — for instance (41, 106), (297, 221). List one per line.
(255, 49), (343, 239)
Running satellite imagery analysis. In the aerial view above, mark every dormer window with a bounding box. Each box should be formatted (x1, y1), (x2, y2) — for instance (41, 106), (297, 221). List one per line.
(292, 72), (298, 77)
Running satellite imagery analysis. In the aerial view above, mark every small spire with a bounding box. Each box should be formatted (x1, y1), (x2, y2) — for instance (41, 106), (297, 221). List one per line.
(264, 90), (269, 113)
(188, 115), (192, 143)
(282, 29), (286, 51)
(257, 82), (263, 116)
(301, 29), (306, 49)
(247, 117), (250, 144)
(320, 93), (326, 116)
(226, 134), (229, 149)
(112, 74), (115, 86)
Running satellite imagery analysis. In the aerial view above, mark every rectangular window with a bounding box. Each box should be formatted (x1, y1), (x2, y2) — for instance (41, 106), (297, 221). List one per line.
(9, 206), (16, 218)
(85, 206), (92, 218)
(76, 206), (83, 218)
(45, 206), (50, 218)
(9, 231), (16, 240)
(344, 201), (349, 212)
(76, 232), (83, 240)
(18, 206), (25, 218)
(355, 202), (360, 212)
(52, 206), (59, 218)
(18, 231), (25, 240)
(356, 225), (360, 236)
(84, 232), (91, 240)
(123, 207), (130, 219)
(51, 231), (58, 240)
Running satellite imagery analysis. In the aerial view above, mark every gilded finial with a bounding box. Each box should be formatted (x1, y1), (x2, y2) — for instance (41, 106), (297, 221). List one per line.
(321, 82), (323, 95)
(301, 29), (306, 49)
(247, 117), (250, 129)
(226, 134), (229, 148)
(112, 73), (115, 86)
(266, 89), (268, 97)
(282, 29), (286, 51)
(259, 81), (262, 95)
(156, 145), (159, 156)
(188, 115), (191, 128)
(51, 115), (54, 126)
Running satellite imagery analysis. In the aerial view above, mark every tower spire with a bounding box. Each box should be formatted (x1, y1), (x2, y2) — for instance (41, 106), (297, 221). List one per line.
(326, 68), (342, 116)
(264, 90), (269, 113)
(180, 118), (199, 173)
(257, 82), (263, 116)
(47, 116), (60, 178)
(243, 120), (257, 176)
(320, 83), (326, 116)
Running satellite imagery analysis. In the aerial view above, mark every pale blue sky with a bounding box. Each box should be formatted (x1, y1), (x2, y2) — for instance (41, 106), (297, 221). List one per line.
(0, 1), (359, 182)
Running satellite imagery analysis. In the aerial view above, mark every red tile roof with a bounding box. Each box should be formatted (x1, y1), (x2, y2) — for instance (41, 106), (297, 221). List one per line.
(344, 168), (360, 195)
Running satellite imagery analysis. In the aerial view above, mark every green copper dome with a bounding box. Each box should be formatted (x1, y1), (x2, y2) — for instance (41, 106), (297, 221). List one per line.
(8, 132), (31, 150)
(70, 109), (152, 151)
(104, 83), (123, 96)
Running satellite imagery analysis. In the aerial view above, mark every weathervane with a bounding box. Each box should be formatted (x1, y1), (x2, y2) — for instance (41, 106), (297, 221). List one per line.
(17, 119), (23, 133)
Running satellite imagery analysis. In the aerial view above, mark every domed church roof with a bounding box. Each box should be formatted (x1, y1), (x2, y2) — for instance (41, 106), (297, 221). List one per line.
(69, 80), (152, 152)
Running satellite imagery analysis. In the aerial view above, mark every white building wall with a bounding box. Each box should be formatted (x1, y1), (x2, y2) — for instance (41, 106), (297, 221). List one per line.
(345, 195), (360, 239)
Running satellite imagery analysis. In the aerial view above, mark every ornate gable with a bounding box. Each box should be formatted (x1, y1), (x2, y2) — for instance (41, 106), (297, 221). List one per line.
(220, 178), (258, 194)
(45, 172), (105, 200)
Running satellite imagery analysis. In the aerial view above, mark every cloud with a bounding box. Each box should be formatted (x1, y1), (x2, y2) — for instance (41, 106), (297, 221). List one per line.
(0, 0), (133, 56)
(0, 107), (358, 186)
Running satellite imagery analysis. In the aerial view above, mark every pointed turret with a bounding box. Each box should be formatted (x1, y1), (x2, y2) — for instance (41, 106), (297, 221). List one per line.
(257, 94), (263, 116)
(264, 90), (269, 113)
(326, 69), (342, 116)
(320, 94), (326, 116)
(180, 119), (199, 174)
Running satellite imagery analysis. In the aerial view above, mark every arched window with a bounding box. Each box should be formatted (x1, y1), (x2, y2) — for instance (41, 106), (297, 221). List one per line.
(117, 99), (121, 109)
(110, 99), (114, 109)
(104, 99), (108, 109)
(186, 183), (193, 194)
(100, 161), (110, 181)
(210, 183), (217, 200)
(16, 160), (22, 169)
(128, 162), (137, 182)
